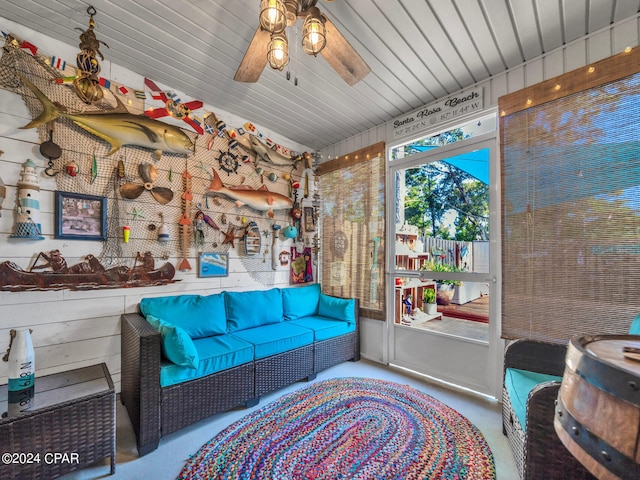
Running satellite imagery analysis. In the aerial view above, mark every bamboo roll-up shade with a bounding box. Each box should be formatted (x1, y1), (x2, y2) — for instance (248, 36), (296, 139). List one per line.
(318, 144), (386, 320)
(500, 47), (640, 342)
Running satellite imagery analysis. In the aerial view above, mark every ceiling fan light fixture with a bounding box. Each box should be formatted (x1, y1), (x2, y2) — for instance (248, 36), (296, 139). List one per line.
(260, 0), (287, 33)
(301, 7), (326, 56)
(267, 31), (290, 70)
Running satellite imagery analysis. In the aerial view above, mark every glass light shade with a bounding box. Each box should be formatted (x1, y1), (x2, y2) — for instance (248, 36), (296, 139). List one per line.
(73, 76), (104, 104)
(301, 8), (326, 56)
(267, 32), (290, 70)
(260, 0), (286, 33)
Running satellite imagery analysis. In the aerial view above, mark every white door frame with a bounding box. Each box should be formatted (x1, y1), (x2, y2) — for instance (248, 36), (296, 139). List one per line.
(384, 129), (503, 399)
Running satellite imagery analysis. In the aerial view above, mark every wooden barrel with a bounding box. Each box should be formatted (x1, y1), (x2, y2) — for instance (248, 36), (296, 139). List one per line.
(555, 335), (640, 480)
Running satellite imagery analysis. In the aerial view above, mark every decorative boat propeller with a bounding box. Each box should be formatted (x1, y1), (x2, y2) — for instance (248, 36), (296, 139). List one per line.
(119, 162), (174, 205)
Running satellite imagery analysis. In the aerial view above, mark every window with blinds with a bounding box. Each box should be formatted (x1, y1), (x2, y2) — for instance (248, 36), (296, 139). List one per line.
(317, 143), (386, 320)
(500, 48), (640, 341)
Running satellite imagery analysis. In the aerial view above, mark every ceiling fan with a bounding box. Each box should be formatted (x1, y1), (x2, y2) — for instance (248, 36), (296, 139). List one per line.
(234, 0), (370, 86)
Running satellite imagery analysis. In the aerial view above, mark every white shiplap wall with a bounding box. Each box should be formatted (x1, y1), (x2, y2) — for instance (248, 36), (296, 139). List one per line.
(0, 19), (310, 393)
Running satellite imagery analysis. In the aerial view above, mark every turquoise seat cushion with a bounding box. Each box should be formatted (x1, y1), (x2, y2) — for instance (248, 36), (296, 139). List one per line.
(231, 323), (313, 359)
(225, 289), (283, 332)
(140, 293), (227, 339)
(287, 316), (355, 341)
(504, 368), (562, 430)
(146, 315), (199, 369)
(318, 294), (356, 324)
(282, 284), (321, 320)
(629, 313), (640, 334)
(158, 334), (254, 387)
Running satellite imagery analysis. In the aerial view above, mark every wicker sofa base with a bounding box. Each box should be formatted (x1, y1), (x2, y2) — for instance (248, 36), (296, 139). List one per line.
(255, 344), (314, 397)
(161, 362), (255, 436)
(122, 305), (360, 456)
(315, 331), (358, 373)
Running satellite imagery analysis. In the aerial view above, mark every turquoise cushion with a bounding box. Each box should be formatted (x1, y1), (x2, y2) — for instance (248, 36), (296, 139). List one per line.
(504, 368), (562, 430)
(629, 313), (640, 334)
(282, 284), (321, 320)
(140, 293), (227, 339)
(318, 294), (356, 324)
(225, 289), (283, 332)
(231, 323), (313, 359)
(146, 315), (199, 369)
(287, 316), (355, 341)
(158, 334), (254, 387)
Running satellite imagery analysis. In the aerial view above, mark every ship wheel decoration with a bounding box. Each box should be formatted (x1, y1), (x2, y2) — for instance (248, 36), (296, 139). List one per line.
(217, 149), (239, 175)
(119, 162), (174, 205)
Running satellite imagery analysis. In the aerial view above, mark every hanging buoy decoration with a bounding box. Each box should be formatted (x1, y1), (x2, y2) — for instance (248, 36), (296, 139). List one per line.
(123, 225), (131, 243)
(65, 159), (79, 177)
(283, 225), (297, 239)
(6, 328), (36, 416)
(158, 212), (169, 243)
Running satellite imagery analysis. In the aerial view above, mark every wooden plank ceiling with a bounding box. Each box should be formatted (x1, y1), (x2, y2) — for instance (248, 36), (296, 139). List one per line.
(1, 0), (638, 151)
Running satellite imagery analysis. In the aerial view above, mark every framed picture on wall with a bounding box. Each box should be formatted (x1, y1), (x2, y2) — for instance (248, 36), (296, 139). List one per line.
(54, 191), (107, 241)
(198, 252), (229, 277)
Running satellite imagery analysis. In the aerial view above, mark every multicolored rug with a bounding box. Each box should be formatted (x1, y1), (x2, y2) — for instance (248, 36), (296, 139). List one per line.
(178, 377), (496, 479)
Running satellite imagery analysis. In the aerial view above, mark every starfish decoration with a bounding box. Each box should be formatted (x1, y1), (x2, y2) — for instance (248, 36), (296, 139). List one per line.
(129, 208), (145, 220)
(195, 161), (212, 179)
(262, 229), (270, 238)
(222, 226), (237, 247)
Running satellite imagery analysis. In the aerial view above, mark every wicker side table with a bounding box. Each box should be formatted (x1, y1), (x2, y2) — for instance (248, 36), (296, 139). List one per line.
(0, 363), (116, 479)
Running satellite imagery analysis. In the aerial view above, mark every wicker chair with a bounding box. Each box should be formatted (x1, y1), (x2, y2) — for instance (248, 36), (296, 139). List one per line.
(502, 339), (596, 480)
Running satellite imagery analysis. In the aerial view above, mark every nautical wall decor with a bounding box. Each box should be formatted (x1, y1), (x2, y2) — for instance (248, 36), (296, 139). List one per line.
(73, 6), (109, 105)
(0, 251), (176, 292)
(10, 159), (45, 240)
(0, 30), (316, 290)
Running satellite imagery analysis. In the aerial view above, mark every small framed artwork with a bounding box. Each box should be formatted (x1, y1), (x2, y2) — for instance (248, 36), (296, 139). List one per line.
(55, 191), (107, 241)
(198, 252), (229, 278)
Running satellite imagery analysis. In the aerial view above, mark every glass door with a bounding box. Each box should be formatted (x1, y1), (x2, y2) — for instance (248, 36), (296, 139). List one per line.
(387, 124), (502, 398)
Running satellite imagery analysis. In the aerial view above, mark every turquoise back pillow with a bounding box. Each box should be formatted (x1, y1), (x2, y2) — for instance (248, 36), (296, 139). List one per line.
(629, 313), (640, 334)
(318, 294), (356, 324)
(146, 315), (199, 369)
(225, 288), (283, 331)
(282, 284), (321, 320)
(140, 293), (227, 339)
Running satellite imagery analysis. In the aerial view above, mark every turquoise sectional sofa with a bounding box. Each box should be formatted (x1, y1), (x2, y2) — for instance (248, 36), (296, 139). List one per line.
(121, 284), (359, 455)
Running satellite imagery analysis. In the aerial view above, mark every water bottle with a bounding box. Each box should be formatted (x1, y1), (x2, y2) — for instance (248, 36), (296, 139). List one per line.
(7, 328), (35, 416)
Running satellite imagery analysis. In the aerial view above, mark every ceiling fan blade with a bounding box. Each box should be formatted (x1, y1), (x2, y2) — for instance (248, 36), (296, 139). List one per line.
(150, 187), (174, 205)
(234, 27), (270, 83)
(119, 183), (145, 200)
(321, 16), (370, 86)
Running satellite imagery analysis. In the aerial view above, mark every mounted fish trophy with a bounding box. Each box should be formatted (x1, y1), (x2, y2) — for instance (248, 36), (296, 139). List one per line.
(17, 75), (195, 161)
(235, 0), (370, 86)
(119, 162), (174, 205)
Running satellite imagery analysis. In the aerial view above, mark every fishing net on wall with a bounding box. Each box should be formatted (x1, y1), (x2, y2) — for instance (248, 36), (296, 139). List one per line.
(0, 36), (303, 287)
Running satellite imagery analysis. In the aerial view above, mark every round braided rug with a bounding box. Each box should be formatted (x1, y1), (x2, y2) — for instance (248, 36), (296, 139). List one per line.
(178, 377), (496, 479)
